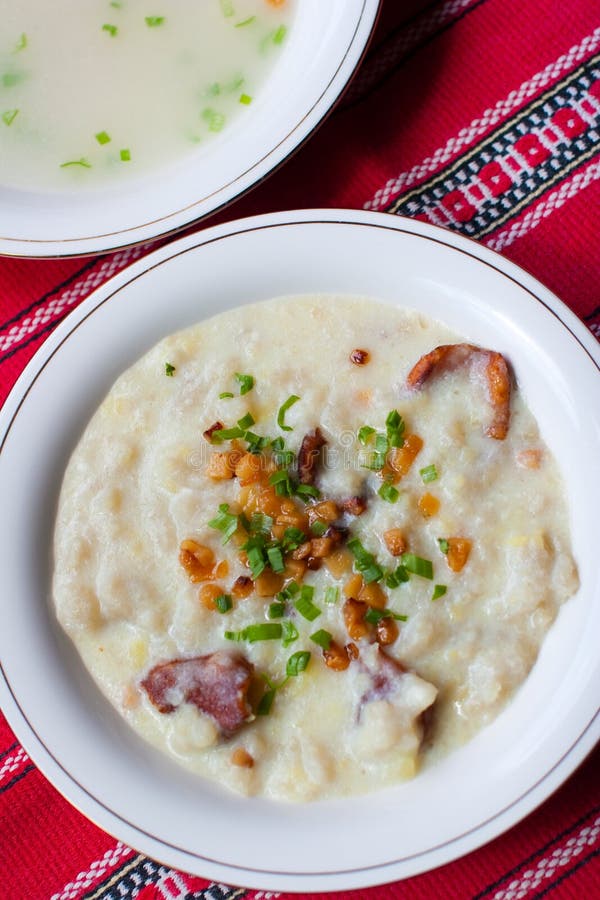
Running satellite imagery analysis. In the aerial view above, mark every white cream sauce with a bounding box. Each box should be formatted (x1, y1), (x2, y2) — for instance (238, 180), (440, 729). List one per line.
(53, 295), (578, 800)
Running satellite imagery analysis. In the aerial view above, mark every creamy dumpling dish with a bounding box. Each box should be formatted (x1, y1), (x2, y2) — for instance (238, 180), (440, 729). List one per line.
(53, 295), (579, 802)
(0, 0), (293, 191)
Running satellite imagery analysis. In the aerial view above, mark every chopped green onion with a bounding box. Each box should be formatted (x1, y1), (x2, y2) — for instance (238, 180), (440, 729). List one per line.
(245, 432), (270, 454)
(358, 425), (376, 445)
(347, 538), (384, 584)
(244, 623), (283, 642)
(215, 594), (232, 614)
(269, 469), (292, 495)
(324, 586), (339, 605)
(365, 607), (408, 624)
(271, 437), (295, 468)
(202, 107), (226, 132)
(245, 542), (266, 579)
(277, 394), (300, 431)
(239, 93), (252, 105)
(2, 72), (24, 88)
(249, 513), (273, 535)
(220, 0), (235, 16)
(235, 15), (255, 27)
(420, 465), (438, 484)
(286, 650), (310, 676)
(400, 553), (433, 580)
(14, 33), (27, 51)
(267, 545), (285, 574)
(208, 503), (239, 544)
(237, 412), (255, 430)
(378, 482), (399, 504)
(310, 629), (332, 650)
(212, 425), (244, 441)
(310, 520), (328, 537)
(1, 109), (19, 126)
(59, 158), (92, 169)
(102, 23), (118, 36)
(219, 391), (234, 399)
(281, 619), (299, 646)
(385, 565), (409, 588)
(272, 25), (287, 44)
(294, 585), (321, 621)
(145, 16), (165, 27)
(282, 527), (305, 551)
(268, 601), (286, 619)
(95, 130), (111, 145)
(295, 483), (320, 500)
(437, 538), (449, 554)
(278, 580), (300, 600)
(164, 362), (175, 376)
(235, 372), (254, 395)
(386, 410), (406, 448)
(364, 432), (389, 471)
(432, 584), (447, 601)
(224, 630), (244, 642)
(257, 688), (276, 715)
(120, 148), (131, 161)
(110, 1), (123, 8)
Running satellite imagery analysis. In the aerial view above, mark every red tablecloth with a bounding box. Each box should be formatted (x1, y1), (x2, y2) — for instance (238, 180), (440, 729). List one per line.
(1, 1), (599, 897)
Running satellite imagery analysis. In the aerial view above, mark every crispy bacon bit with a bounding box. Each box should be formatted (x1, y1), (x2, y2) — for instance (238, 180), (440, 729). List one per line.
(346, 642), (360, 660)
(324, 547), (352, 578)
(343, 597), (370, 641)
(407, 343), (511, 440)
(235, 452), (264, 486)
(203, 421), (224, 443)
(445, 537), (472, 573)
(306, 556), (323, 571)
(516, 448), (543, 469)
(199, 583), (224, 611)
(376, 617), (399, 646)
(388, 434), (423, 478)
(292, 541), (312, 560)
(323, 640), (351, 671)
(384, 528), (407, 557)
(231, 747), (254, 768)
(309, 536), (334, 558)
(206, 451), (236, 481)
(179, 541), (216, 583)
(298, 427), (326, 485)
(344, 573), (364, 599)
(231, 576), (254, 599)
(358, 581), (387, 610)
(324, 524), (348, 547)
(350, 348), (370, 366)
(339, 495), (367, 516)
(418, 493), (440, 518)
(254, 570), (284, 597)
(141, 651), (254, 737)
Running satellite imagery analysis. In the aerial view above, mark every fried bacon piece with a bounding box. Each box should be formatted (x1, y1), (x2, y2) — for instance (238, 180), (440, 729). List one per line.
(339, 496), (367, 516)
(141, 651), (254, 737)
(203, 421), (224, 443)
(297, 427), (326, 484)
(406, 343), (511, 440)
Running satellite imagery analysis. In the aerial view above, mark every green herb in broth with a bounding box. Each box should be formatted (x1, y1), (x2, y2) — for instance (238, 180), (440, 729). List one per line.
(95, 130), (111, 145)
(2, 108), (19, 126)
(102, 23), (118, 37)
(235, 16), (256, 27)
(14, 33), (27, 52)
(59, 158), (92, 169)
(120, 148), (131, 161)
(145, 16), (165, 27)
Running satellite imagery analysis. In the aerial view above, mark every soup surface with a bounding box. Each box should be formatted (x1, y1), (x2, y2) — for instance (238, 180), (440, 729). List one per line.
(53, 295), (578, 801)
(0, 0), (293, 191)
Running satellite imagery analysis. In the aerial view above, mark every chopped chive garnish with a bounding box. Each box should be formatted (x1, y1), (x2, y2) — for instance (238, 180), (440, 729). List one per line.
(212, 425), (244, 441)
(365, 607), (408, 624)
(294, 585), (321, 621)
(145, 16), (165, 27)
(220, 0), (235, 16)
(400, 553), (433, 580)
(224, 629), (243, 641)
(378, 482), (399, 504)
(237, 412), (255, 430)
(95, 130), (111, 145)
(164, 362), (175, 376)
(14, 33), (27, 52)
(201, 108), (226, 132)
(208, 503), (239, 544)
(245, 543), (266, 579)
(235, 15), (255, 27)
(281, 619), (299, 647)
(102, 23), (118, 36)
(420, 465), (438, 484)
(310, 520), (328, 537)
(277, 394), (300, 431)
(219, 391), (234, 399)
(257, 688), (276, 715)
(267, 545), (285, 574)
(249, 512), (273, 535)
(239, 93), (252, 105)
(437, 538), (449, 554)
(278, 580), (300, 599)
(386, 410), (406, 448)
(347, 538), (384, 584)
(2, 109), (19, 126)
(432, 584), (447, 601)
(286, 650), (311, 676)
(324, 586), (339, 605)
(110, 1), (123, 7)
(59, 158), (92, 169)
(268, 601), (286, 619)
(235, 372), (254, 395)
(215, 594), (232, 613)
(385, 565), (409, 588)
(245, 433), (270, 454)
(358, 426), (376, 445)
(295, 483), (320, 501)
(244, 623), (283, 642)
(120, 148), (131, 161)
(310, 629), (332, 650)
(282, 527), (305, 551)
(272, 25), (287, 44)
(2, 72), (24, 88)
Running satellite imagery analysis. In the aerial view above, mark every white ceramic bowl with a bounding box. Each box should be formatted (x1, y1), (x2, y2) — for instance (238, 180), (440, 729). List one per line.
(0, 1), (379, 258)
(0, 210), (598, 892)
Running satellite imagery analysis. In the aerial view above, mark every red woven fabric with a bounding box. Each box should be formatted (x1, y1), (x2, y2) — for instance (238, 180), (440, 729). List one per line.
(1, 0), (599, 897)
